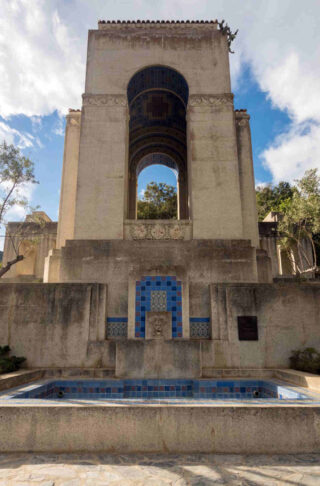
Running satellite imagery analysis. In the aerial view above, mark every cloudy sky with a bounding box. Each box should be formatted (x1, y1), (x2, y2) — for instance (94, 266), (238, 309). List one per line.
(0, 0), (320, 240)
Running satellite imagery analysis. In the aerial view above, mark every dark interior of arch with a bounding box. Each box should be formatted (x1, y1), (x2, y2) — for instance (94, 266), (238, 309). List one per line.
(127, 66), (189, 220)
(127, 66), (189, 105)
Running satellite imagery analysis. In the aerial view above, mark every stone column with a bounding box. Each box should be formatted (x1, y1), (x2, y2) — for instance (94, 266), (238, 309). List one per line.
(128, 171), (137, 219)
(235, 110), (259, 247)
(178, 171), (189, 220)
(187, 94), (244, 239)
(56, 110), (81, 249)
(73, 94), (128, 240)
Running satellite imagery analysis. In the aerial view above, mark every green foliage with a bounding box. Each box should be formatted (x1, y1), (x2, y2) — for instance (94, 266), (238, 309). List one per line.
(256, 181), (295, 221)
(256, 169), (320, 274)
(0, 141), (38, 226)
(278, 169), (320, 274)
(289, 347), (320, 375)
(137, 182), (177, 220)
(0, 345), (26, 374)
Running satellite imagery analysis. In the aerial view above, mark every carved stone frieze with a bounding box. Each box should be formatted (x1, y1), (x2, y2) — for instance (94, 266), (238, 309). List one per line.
(129, 222), (186, 240)
(189, 93), (234, 108)
(82, 94), (127, 107)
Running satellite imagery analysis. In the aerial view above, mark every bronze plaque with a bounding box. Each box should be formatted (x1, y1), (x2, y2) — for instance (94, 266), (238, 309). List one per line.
(237, 316), (258, 341)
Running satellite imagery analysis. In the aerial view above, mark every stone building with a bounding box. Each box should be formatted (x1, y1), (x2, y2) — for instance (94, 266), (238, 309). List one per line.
(0, 21), (319, 375)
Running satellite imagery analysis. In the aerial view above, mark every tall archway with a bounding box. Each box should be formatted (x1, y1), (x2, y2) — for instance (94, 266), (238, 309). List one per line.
(127, 66), (189, 219)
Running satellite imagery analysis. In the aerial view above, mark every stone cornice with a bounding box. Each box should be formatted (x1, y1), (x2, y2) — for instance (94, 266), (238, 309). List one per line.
(96, 21), (219, 40)
(189, 93), (234, 108)
(82, 94), (127, 107)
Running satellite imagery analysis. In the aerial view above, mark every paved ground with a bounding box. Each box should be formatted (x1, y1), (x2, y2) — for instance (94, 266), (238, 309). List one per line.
(0, 453), (319, 485)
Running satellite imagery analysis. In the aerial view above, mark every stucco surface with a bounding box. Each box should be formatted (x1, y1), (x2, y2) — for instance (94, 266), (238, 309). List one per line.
(0, 404), (319, 453)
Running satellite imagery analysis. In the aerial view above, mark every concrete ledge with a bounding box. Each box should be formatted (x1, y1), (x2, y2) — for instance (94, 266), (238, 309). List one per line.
(43, 368), (115, 378)
(0, 370), (44, 392)
(202, 368), (275, 378)
(274, 369), (320, 392)
(0, 405), (319, 453)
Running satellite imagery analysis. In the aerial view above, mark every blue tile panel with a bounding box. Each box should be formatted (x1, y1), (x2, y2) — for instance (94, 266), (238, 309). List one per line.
(135, 276), (182, 338)
(11, 380), (309, 401)
(106, 318), (128, 338)
(190, 318), (210, 339)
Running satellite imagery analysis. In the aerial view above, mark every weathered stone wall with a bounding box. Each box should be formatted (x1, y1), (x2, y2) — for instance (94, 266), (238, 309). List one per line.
(58, 239), (260, 320)
(205, 282), (320, 370)
(0, 281), (319, 372)
(0, 283), (109, 368)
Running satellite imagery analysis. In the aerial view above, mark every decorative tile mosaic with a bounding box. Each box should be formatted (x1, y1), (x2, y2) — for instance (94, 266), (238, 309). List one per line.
(150, 291), (167, 311)
(135, 276), (182, 338)
(106, 318), (127, 338)
(190, 318), (210, 339)
(7, 379), (309, 401)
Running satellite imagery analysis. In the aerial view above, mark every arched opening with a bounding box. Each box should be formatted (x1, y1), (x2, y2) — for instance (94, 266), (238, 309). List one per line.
(127, 66), (189, 220)
(137, 159), (178, 220)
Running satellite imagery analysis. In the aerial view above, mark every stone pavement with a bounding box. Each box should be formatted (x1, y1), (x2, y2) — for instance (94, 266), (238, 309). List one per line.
(0, 453), (319, 485)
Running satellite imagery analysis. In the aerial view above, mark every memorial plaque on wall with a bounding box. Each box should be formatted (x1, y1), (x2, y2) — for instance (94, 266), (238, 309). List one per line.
(237, 316), (258, 341)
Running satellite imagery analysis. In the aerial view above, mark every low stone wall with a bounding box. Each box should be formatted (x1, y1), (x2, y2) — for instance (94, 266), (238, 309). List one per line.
(206, 281), (320, 369)
(0, 283), (109, 368)
(0, 404), (319, 453)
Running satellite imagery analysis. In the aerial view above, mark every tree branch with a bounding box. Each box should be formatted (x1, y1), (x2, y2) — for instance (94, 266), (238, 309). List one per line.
(0, 255), (24, 278)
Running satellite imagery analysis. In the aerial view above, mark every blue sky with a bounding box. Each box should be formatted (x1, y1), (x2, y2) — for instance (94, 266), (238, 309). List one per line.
(1, 0), (320, 246)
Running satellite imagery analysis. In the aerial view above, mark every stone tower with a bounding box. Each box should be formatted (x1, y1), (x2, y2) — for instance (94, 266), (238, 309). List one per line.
(45, 20), (270, 343)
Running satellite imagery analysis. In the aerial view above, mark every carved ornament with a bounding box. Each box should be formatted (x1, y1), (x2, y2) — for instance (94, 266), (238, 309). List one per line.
(129, 222), (186, 240)
(236, 118), (249, 128)
(189, 93), (234, 108)
(82, 94), (127, 107)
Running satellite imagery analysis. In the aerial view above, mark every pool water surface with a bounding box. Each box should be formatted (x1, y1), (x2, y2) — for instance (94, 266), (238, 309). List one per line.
(4, 379), (310, 401)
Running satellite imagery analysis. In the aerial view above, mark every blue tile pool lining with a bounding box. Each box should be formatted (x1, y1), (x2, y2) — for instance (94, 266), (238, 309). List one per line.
(6, 379), (310, 401)
(135, 276), (182, 338)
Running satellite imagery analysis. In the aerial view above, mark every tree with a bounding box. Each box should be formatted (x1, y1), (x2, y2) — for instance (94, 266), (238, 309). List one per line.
(256, 181), (295, 221)
(137, 182), (177, 219)
(0, 141), (38, 277)
(277, 169), (320, 275)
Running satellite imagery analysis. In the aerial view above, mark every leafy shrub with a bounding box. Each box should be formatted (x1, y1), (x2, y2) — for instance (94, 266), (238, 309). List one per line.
(289, 347), (320, 375)
(0, 345), (26, 374)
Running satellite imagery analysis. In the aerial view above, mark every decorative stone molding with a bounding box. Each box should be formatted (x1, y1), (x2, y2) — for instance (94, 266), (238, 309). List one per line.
(236, 118), (249, 128)
(66, 110), (81, 127)
(235, 111), (250, 128)
(82, 94), (127, 107)
(125, 220), (192, 240)
(189, 93), (234, 108)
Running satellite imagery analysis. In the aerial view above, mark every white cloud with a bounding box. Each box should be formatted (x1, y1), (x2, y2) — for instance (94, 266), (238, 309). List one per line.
(255, 181), (269, 190)
(0, 0), (85, 118)
(0, 121), (35, 149)
(261, 123), (320, 184)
